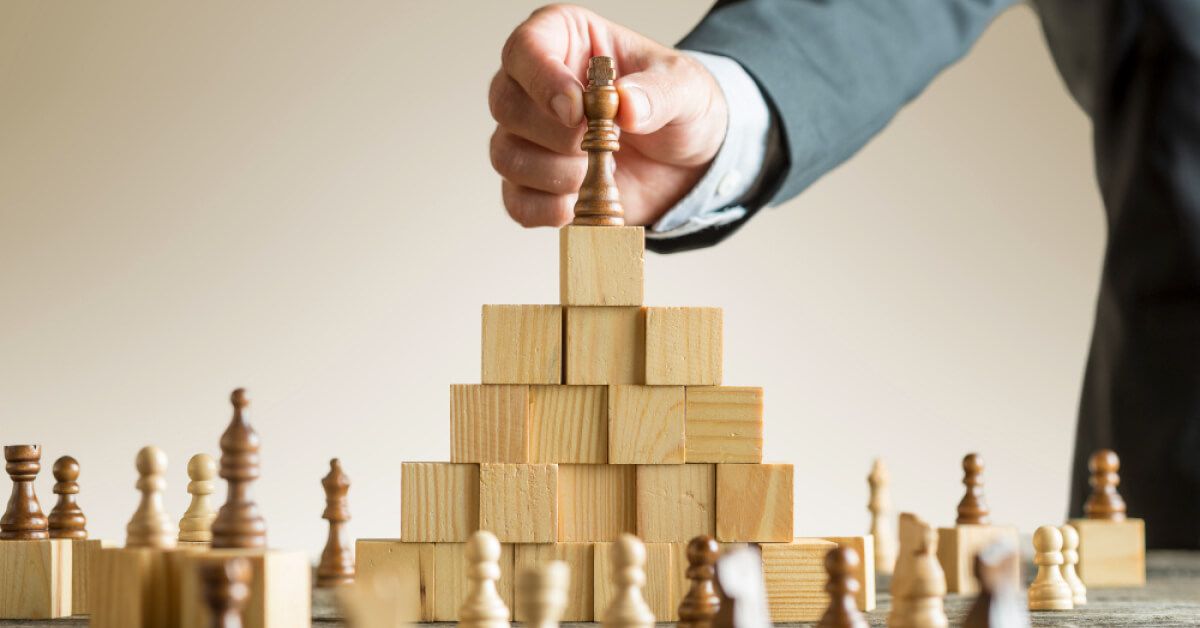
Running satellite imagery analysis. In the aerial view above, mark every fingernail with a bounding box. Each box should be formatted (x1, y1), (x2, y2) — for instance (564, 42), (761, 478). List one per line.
(623, 85), (650, 127)
(551, 94), (579, 127)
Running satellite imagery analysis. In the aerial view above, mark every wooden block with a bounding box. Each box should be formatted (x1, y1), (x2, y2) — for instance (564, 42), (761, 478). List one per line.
(821, 535), (876, 611)
(645, 307), (723, 385)
(176, 548), (310, 628)
(685, 386), (763, 463)
(759, 538), (837, 622)
(429, 542), (515, 621)
(594, 541), (674, 620)
(936, 524), (1019, 594)
(91, 546), (174, 628)
(513, 543), (594, 621)
(479, 463), (558, 543)
(481, 305), (562, 384)
(564, 306), (645, 385)
(449, 384), (530, 463)
(716, 464), (794, 542)
(401, 462), (480, 542)
(355, 539), (427, 621)
(608, 385), (685, 464)
(529, 385), (608, 463)
(0, 539), (71, 619)
(636, 464), (716, 542)
(70, 538), (103, 615)
(559, 225), (644, 306)
(1071, 518), (1146, 588)
(556, 464), (637, 542)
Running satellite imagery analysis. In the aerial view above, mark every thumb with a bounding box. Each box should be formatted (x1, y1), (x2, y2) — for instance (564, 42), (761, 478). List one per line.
(615, 56), (714, 135)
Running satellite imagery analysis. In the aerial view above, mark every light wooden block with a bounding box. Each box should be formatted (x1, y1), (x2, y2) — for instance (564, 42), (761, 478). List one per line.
(564, 306), (645, 385)
(608, 385), (685, 464)
(529, 385), (608, 463)
(0, 539), (71, 619)
(716, 464), (794, 542)
(355, 539), (427, 621)
(481, 305), (562, 384)
(1071, 518), (1146, 588)
(685, 386), (763, 463)
(760, 538), (837, 622)
(450, 384), (530, 463)
(594, 541), (675, 620)
(401, 462), (480, 542)
(479, 463), (558, 543)
(70, 538), (102, 615)
(559, 225), (644, 306)
(556, 464), (637, 542)
(821, 535), (876, 611)
(645, 307), (722, 385)
(430, 542), (515, 621)
(176, 548), (310, 628)
(513, 543), (594, 621)
(936, 524), (1019, 594)
(91, 546), (175, 628)
(636, 464), (716, 542)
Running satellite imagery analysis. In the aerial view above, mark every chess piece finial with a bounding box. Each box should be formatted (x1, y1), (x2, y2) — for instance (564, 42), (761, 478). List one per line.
(211, 388), (267, 549)
(516, 560), (569, 628)
(179, 453), (218, 542)
(868, 458), (896, 574)
(48, 455), (87, 539)
(1028, 525), (1073, 611)
(1, 444), (49, 540)
(317, 458), (355, 587)
(889, 513), (948, 628)
(956, 453), (990, 525)
(459, 530), (510, 628)
(126, 445), (177, 548)
(678, 535), (720, 628)
(201, 556), (252, 628)
(571, 56), (624, 227)
(1059, 524), (1086, 605)
(603, 533), (655, 628)
(963, 540), (1030, 628)
(817, 546), (868, 628)
(1084, 449), (1126, 521)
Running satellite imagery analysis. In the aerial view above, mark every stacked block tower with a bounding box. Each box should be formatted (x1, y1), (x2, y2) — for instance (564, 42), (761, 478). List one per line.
(356, 56), (873, 623)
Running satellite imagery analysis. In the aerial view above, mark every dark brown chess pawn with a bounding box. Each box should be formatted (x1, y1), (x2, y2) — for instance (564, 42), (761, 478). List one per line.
(48, 455), (87, 540)
(816, 546), (868, 628)
(963, 541), (1030, 628)
(1, 444), (49, 540)
(678, 535), (720, 628)
(1084, 449), (1126, 521)
(316, 458), (354, 587)
(571, 56), (624, 227)
(201, 556), (252, 628)
(211, 389), (267, 549)
(956, 453), (991, 525)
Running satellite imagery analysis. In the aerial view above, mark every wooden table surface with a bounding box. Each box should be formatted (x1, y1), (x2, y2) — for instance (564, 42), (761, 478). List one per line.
(4, 551), (1198, 627)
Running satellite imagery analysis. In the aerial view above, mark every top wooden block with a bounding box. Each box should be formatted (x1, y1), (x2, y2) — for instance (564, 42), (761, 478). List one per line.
(560, 226), (644, 306)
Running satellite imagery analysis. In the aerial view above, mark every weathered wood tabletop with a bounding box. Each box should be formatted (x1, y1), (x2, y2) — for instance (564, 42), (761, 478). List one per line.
(4, 551), (1197, 627)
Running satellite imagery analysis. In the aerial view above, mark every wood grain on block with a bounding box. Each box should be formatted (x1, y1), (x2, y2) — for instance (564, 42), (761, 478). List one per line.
(1071, 518), (1146, 588)
(821, 535), (877, 611)
(0, 539), (71, 620)
(176, 548), (311, 628)
(564, 306), (645, 385)
(481, 305), (562, 384)
(936, 524), (1019, 594)
(559, 225), (644, 306)
(529, 385), (608, 463)
(355, 539), (427, 621)
(429, 542), (515, 621)
(513, 543), (594, 621)
(645, 307), (722, 385)
(594, 541), (675, 620)
(479, 464), (558, 543)
(716, 464), (794, 542)
(90, 546), (173, 628)
(636, 464), (716, 542)
(556, 464), (637, 542)
(760, 538), (837, 622)
(608, 385), (685, 464)
(401, 463), (479, 542)
(70, 538), (102, 615)
(450, 384), (530, 463)
(685, 386), (763, 463)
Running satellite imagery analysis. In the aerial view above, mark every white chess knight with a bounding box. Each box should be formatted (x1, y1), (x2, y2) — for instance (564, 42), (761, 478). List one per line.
(458, 530), (510, 628)
(125, 445), (177, 548)
(1028, 525), (1074, 611)
(602, 534), (655, 628)
(1059, 524), (1087, 606)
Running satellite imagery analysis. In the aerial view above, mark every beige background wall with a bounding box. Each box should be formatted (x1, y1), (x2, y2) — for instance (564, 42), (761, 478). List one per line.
(0, 1), (1103, 554)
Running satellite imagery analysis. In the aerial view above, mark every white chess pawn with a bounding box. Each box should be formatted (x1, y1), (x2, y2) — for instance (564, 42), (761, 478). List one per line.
(1059, 524), (1087, 605)
(602, 534), (655, 628)
(1028, 525), (1073, 610)
(517, 560), (569, 628)
(179, 453), (218, 542)
(458, 530), (509, 628)
(125, 445), (177, 548)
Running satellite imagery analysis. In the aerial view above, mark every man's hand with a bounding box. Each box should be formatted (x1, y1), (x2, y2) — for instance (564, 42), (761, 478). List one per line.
(489, 4), (728, 228)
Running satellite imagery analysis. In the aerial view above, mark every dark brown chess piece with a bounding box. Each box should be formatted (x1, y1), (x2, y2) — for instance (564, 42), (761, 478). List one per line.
(956, 452), (991, 525)
(816, 546), (868, 628)
(48, 455), (87, 540)
(571, 56), (624, 227)
(211, 388), (267, 549)
(678, 535), (720, 628)
(201, 556), (252, 628)
(316, 458), (354, 587)
(1, 444), (49, 540)
(963, 541), (1030, 628)
(1084, 449), (1126, 521)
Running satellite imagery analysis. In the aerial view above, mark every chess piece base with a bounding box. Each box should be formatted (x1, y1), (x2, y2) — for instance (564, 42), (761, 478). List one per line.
(176, 548), (311, 628)
(0, 539), (72, 619)
(937, 524), (1020, 594)
(1070, 518), (1146, 588)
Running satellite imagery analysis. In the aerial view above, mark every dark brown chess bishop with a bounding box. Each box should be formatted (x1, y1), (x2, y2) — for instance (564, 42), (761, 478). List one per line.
(48, 455), (88, 540)
(201, 557), (252, 628)
(572, 56), (625, 227)
(1, 444), (49, 540)
(956, 452), (991, 525)
(316, 458), (354, 587)
(210, 388), (268, 549)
